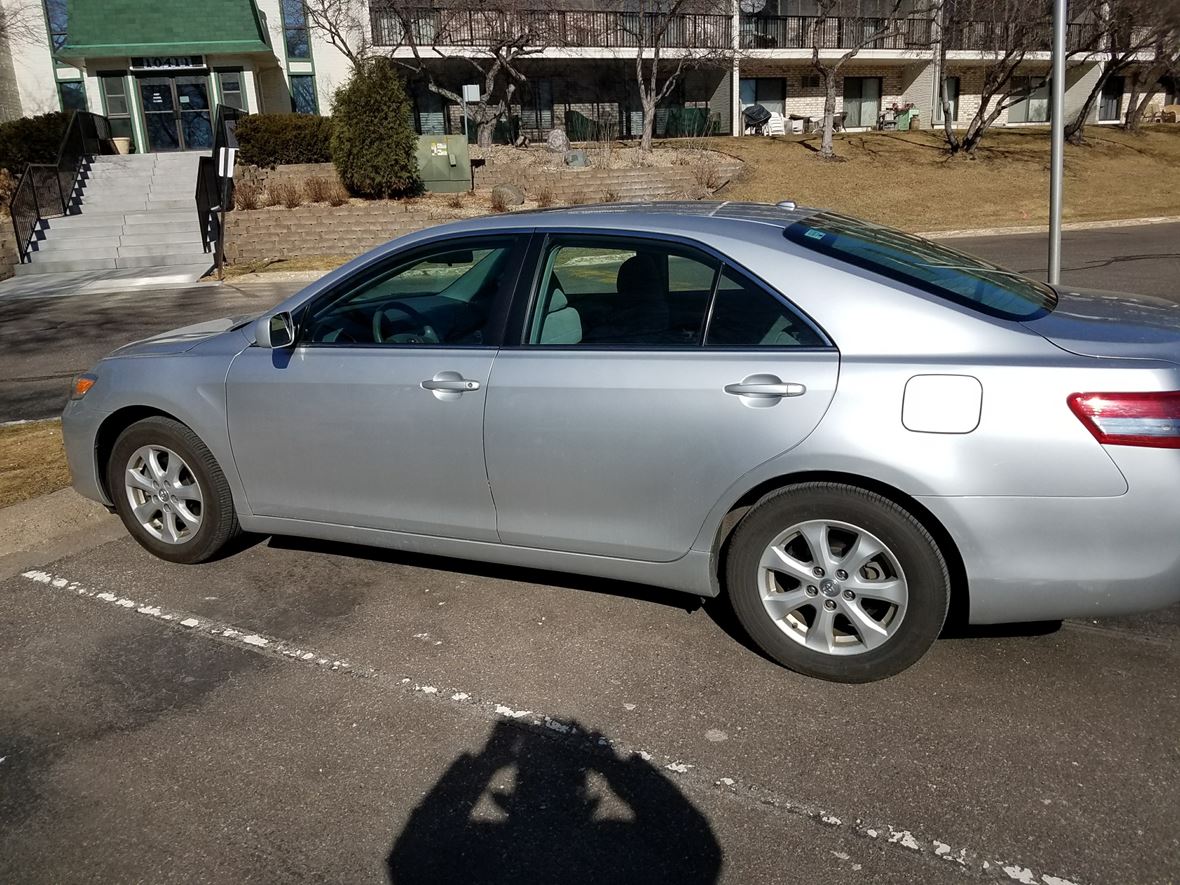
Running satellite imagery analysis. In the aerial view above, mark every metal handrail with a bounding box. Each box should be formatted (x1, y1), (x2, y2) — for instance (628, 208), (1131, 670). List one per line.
(195, 105), (245, 278)
(9, 110), (112, 263)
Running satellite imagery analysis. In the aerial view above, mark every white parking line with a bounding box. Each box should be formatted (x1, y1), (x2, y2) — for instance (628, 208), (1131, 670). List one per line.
(20, 568), (1082, 885)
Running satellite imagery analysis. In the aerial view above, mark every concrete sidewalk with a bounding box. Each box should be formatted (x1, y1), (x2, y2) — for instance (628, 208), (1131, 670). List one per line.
(0, 263), (214, 301)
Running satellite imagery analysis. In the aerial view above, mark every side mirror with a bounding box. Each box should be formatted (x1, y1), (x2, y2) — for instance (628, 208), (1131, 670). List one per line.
(255, 311), (295, 349)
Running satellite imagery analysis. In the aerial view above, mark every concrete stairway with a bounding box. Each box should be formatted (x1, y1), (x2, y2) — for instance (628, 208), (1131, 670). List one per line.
(17, 152), (212, 276)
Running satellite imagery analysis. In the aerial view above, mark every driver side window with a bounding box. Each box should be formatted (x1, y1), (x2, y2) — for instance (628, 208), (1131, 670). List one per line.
(301, 237), (517, 346)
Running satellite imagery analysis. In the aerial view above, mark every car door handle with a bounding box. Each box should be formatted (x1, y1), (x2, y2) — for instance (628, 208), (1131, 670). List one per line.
(421, 377), (480, 391)
(724, 377), (806, 398)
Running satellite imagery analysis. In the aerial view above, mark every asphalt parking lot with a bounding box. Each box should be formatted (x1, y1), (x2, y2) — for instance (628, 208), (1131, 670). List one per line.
(3, 223), (1179, 883)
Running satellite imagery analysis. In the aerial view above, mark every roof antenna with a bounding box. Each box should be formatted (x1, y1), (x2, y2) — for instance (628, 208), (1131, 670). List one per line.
(776, 200), (797, 210)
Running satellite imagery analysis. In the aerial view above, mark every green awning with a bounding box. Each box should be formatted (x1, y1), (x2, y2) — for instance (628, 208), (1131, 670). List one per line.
(57, 0), (273, 59)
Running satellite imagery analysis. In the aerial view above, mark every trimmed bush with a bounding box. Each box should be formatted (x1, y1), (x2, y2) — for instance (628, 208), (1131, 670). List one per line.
(331, 60), (420, 199)
(0, 112), (70, 176)
(234, 113), (333, 168)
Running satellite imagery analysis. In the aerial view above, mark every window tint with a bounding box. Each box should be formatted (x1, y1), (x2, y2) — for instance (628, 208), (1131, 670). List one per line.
(302, 239), (515, 346)
(528, 241), (718, 347)
(784, 212), (1056, 319)
(290, 74), (318, 114)
(706, 269), (826, 347)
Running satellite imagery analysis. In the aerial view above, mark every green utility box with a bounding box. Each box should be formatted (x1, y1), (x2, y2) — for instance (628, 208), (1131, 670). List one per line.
(416, 135), (471, 193)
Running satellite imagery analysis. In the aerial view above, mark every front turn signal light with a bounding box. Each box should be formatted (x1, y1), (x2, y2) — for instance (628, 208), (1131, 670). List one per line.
(70, 373), (97, 400)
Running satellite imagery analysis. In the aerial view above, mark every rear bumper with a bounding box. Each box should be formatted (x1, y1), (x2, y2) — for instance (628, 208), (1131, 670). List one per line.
(920, 447), (1180, 623)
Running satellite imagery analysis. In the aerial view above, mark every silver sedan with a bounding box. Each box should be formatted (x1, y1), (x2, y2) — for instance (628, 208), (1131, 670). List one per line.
(61, 203), (1180, 682)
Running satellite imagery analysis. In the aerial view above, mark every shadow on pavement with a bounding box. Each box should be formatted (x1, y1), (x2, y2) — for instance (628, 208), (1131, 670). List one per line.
(387, 719), (722, 884)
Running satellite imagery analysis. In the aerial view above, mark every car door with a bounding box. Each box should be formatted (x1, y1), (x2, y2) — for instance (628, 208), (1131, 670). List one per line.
(226, 233), (527, 540)
(483, 233), (841, 562)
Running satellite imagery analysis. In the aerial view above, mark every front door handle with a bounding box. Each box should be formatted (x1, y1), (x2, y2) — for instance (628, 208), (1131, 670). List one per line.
(724, 375), (806, 398)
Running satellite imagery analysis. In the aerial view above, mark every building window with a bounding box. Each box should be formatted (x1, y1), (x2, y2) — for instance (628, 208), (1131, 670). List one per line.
(1009, 76), (1050, 123)
(520, 79), (554, 131)
(58, 80), (87, 112)
(282, 0), (311, 59)
(739, 78), (785, 117)
(99, 74), (133, 139)
(290, 74), (318, 114)
(1098, 75), (1123, 122)
(217, 70), (247, 111)
(935, 76), (960, 123)
(43, 0), (68, 51)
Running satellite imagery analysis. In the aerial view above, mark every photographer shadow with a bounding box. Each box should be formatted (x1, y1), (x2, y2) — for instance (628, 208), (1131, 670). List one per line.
(388, 719), (722, 884)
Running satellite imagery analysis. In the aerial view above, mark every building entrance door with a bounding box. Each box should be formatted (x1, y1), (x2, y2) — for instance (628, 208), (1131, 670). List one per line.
(138, 75), (213, 151)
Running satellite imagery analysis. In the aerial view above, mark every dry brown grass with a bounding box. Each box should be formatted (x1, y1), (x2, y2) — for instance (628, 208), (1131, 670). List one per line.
(221, 255), (353, 277)
(0, 420), (70, 509)
(233, 180), (264, 211)
(708, 125), (1180, 231)
(536, 187), (554, 208)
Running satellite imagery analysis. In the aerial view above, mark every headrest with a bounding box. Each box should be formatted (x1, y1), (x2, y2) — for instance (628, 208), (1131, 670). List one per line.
(616, 254), (662, 296)
(547, 286), (568, 312)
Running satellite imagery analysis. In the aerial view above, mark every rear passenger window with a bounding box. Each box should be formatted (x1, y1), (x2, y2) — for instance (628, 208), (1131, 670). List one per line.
(528, 240), (718, 347)
(705, 268), (826, 348)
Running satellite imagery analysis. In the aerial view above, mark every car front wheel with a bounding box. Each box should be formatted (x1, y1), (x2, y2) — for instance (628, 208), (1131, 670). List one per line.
(726, 482), (950, 683)
(107, 416), (240, 564)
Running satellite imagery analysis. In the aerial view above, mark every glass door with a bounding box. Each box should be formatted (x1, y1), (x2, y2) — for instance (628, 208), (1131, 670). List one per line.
(842, 77), (881, 128)
(138, 75), (212, 151)
(176, 76), (213, 149)
(139, 77), (181, 151)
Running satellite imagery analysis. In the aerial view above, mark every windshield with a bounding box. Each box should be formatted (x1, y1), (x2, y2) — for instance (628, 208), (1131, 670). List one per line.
(784, 212), (1057, 320)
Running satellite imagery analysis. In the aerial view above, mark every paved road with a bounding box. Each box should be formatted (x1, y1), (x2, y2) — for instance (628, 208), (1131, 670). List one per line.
(2, 222), (1179, 883)
(1, 222), (1178, 423)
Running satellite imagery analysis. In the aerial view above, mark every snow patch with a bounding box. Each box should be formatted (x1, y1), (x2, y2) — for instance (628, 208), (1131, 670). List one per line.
(821, 814), (841, 826)
(241, 634), (269, 648)
(416, 685), (438, 694)
(887, 829), (920, 850)
(451, 692), (470, 701)
(495, 704), (531, 719)
(180, 618), (200, 628)
(1002, 866), (1037, 884)
(665, 761), (692, 774)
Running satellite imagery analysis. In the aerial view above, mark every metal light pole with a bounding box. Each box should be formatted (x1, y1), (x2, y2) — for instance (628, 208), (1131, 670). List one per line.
(1048, 0), (1067, 285)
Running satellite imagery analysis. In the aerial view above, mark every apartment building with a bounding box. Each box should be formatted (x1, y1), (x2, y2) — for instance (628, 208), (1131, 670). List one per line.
(0, 0), (1174, 150)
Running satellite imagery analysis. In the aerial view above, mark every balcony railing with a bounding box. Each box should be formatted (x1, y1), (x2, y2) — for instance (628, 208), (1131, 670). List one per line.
(371, 6), (732, 49)
(739, 14), (932, 50)
(942, 19), (1102, 52)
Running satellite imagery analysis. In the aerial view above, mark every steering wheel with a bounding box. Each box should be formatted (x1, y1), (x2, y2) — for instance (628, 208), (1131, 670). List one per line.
(373, 302), (437, 345)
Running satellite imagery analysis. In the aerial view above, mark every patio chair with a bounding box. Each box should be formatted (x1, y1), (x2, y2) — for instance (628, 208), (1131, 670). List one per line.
(767, 112), (787, 136)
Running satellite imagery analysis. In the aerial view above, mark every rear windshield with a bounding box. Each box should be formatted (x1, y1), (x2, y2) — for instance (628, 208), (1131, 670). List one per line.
(784, 212), (1056, 320)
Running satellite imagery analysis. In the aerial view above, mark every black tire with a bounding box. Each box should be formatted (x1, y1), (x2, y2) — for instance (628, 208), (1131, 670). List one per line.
(107, 416), (240, 564)
(725, 482), (950, 683)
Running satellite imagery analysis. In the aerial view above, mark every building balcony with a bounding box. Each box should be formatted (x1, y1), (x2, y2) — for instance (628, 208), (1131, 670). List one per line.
(370, 6), (733, 50)
(739, 15), (932, 51)
(942, 19), (1102, 53)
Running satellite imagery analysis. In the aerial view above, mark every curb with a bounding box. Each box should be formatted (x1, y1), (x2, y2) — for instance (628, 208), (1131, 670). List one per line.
(919, 215), (1180, 240)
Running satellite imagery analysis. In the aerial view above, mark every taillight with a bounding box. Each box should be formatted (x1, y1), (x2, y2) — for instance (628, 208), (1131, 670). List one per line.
(1068, 391), (1180, 449)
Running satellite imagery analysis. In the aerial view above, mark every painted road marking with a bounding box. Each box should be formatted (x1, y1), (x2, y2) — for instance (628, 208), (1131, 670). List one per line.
(20, 568), (1081, 885)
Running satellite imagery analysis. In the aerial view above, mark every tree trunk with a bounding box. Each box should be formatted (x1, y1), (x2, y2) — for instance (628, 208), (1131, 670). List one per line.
(940, 76), (960, 153)
(640, 96), (656, 152)
(1065, 64), (1114, 144)
(820, 71), (837, 159)
(477, 120), (494, 148)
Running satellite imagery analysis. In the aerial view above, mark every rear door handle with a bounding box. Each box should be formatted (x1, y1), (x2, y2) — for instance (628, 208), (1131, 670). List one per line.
(422, 376), (480, 392)
(724, 376), (806, 398)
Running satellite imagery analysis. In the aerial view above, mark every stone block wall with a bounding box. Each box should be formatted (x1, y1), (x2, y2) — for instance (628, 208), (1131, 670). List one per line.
(0, 222), (17, 281)
(226, 155), (743, 263)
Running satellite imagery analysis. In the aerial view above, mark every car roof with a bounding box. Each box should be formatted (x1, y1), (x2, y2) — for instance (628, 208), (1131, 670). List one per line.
(435, 201), (819, 236)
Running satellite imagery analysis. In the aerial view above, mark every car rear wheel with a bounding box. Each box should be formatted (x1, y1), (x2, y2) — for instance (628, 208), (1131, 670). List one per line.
(107, 416), (240, 564)
(726, 482), (950, 683)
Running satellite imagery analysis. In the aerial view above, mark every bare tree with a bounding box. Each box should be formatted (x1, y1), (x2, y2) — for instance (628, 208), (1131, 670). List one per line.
(612, 0), (735, 151)
(1123, 43), (1180, 130)
(303, 0), (374, 69)
(808, 0), (933, 159)
(0, 0), (44, 49)
(370, 1), (556, 148)
(936, 0), (1053, 154)
(1062, 0), (1178, 142)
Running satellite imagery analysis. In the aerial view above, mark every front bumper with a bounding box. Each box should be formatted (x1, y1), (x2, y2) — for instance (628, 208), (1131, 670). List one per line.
(61, 397), (110, 507)
(920, 446), (1180, 623)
